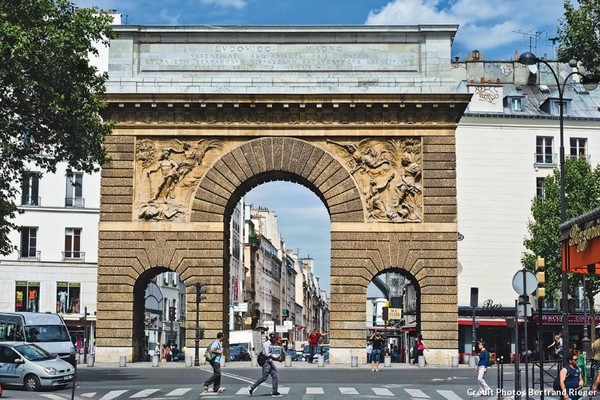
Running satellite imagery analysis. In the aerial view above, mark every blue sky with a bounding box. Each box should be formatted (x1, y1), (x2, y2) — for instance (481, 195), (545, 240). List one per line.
(75, 0), (567, 60)
(73, 0), (569, 295)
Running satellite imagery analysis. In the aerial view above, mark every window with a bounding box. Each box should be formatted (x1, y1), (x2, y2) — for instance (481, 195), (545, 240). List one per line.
(64, 228), (82, 260)
(535, 136), (554, 164)
(570, 138), (587, 158)
(56, 282), (81, 313)
(21, 173), (40, 206)
(15, 281), (40, 312)
(536, 177), (545, 199)
(65, 172), (84, 207)
(550, 99), (571, 116)
(506, 96), (524, 112)
(19, 227), (38, 259)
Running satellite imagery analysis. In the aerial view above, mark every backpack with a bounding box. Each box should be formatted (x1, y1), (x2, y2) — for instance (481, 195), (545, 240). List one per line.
(257, 352), (267, 366)
(204, 341), (217, 362)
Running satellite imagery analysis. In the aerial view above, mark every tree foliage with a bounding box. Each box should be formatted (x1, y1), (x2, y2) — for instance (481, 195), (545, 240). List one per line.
(0, 0), (113, 255)
(523, 157), (600, 338)
(557, 0), (600, 75)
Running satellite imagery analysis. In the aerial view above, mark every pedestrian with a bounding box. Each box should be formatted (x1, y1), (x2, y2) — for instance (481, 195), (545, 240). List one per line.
(548, 332), (563, 361)
(366, 342), (372, 364)
(203, 332), (225, 394)
(473, 341), (493, 397)
(392, 345), (399, 363)
(369, 331), (383, 372)
(307, 328), (329, 363)
(559, 351), (583, 400)
(591, 333), (600, 384)
(413, 333), (428, 365)
(248, 332), (283, 397)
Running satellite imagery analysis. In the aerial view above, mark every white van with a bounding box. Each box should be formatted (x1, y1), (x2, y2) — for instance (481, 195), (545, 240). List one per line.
(0, 312), (76, 365)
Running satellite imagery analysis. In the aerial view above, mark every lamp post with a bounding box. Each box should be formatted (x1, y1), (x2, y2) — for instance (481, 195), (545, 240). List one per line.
(518, 52), (599, 365)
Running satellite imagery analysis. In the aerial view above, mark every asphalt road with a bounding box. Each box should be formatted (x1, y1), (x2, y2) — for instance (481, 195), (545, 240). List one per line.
(0, 361), (561, 400)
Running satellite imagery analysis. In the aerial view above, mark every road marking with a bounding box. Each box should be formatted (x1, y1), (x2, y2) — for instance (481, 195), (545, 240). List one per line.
(372, 388), (395, 396)
(130, 388), (161, 397)
(403, 388), (431, 398)
(339, 387), (359, 394)
(39, 395), (68, 400)
(279, 387), (290, 394)
(306, 387), (324, 394)
(98, 390), (128, 400)
(80, 393), (97, 398)
(165, 388), (193, 396)
(438, 389), (464, 400)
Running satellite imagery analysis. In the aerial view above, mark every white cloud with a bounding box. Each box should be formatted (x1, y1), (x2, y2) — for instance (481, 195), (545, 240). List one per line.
(365, 0), (565, 59)
(201, 0), (247, 10)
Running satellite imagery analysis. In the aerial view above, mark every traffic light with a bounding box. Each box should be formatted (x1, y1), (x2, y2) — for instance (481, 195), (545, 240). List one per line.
(168, 306), (176, 321)
(196, 282), (207, 304)
(536, 256), (545, 298)
(382, 307), (389, 322)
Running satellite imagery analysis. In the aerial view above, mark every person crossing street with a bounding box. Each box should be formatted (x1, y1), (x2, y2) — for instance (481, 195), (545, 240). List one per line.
(248, 332), (283, 397)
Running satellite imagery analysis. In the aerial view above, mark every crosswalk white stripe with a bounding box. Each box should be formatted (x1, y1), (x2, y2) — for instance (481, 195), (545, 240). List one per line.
(438, 389), (464, 400)
(98, 390), (129, 400)
(39, 395), (67, 400)
(165, 388), (193, 396)
(372, 387), (395, 396)
(339, 387), (359, 395)
(403, 388), (431, 398)
(130, 388), (160, 398)
(80, 393), (97, 398)
(306, 387), (325, 394)
(278, 387), (290, 394)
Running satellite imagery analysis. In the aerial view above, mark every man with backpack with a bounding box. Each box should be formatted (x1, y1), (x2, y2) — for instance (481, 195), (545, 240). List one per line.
(248, 332), (283, 397)
(203, 332), (225, 394)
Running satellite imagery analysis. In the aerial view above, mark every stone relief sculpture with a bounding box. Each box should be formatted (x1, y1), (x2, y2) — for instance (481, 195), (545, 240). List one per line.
(136, 138), (222, 221)
(328, 138), (422, 222)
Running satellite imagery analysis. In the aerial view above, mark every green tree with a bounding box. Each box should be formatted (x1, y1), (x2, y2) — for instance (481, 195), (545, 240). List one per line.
(557, 0), (600, 75)
(0, 0), (113, 255)
(523, 157), (600, 340)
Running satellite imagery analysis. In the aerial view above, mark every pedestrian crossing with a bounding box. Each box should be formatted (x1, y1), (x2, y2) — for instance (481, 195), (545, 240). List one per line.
(39, 386), (476, 399)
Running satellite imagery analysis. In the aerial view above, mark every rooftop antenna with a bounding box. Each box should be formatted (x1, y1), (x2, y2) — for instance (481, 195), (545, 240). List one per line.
(547, 35), (560, 60)
(514, 29), (542, 54)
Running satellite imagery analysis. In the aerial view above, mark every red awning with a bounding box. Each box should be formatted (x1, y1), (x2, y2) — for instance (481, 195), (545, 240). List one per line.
(458, 317), (518, 327)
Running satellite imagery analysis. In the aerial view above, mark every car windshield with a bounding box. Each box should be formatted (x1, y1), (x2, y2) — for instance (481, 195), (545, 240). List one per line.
(230, 347), (242, 355)
(14, 343), (55, 361)
(25, 325), (69, 342)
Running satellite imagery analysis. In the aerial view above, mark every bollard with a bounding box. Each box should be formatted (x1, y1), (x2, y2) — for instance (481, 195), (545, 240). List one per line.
(463, 354), (470, 365)
(185, 356), (193, 367)
(317, 354), (324, 367)
(418, 355), (425, 367)
(469, 355), (476, 367)
(451, 356), (459, 367)
(251, 353), (257, 368)
(86, 355), (94, 367)
(384, 355), (391, 367)
(351, 356), (358, 367)
(119, 356), (126, 367)
(152, 355), (159, 367)
(220, 356), (225, 367)
(285, 354), (292, 367)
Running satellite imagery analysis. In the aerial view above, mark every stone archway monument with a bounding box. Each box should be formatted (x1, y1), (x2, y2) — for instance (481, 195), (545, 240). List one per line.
(97, 25), (471, 364)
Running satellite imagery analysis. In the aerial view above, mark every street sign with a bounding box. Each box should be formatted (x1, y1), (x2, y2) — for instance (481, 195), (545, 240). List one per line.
(283, 320), (293, 329)
(512, 269), (537, 295)
(276, 325), (286, 333)
(233, 302), (248, 312)
(389, 308), (402, 319)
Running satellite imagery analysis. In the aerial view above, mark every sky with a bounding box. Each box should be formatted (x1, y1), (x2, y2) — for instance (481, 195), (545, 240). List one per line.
(72, 0), (570, 295)
(73, 0), (568, 61)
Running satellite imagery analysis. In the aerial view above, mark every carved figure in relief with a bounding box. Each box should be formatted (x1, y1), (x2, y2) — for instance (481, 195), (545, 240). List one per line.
(136, 138), (222, 222)
(365, 174), (395, 220)
(328, 137), (423, 223)
(327, 139), (390, 174)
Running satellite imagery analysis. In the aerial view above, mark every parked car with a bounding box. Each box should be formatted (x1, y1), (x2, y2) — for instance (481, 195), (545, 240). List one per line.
(286, 350), (301, 361)
(0, 341), (74, 391)
(228, 345), (251, 361)
(302, 345), (328, 362)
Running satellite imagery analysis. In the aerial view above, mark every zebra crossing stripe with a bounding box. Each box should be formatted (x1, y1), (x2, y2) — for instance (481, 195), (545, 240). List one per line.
(339, 387), (359, 394)
(403, 388), (431, 398)
(372, 388), (395, 396)
(98, 390), (128, 400)
(80, 393), (96, 398)
(166, 388), (193, 396)
(39, 395), (67, 400)
(130, 388), (161, 398)
(438, 389), (464, 400)
(306, 387), (325, 394)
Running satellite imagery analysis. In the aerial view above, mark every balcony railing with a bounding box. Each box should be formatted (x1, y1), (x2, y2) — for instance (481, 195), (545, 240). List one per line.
(21, 196), (41, 206)
(65, 197), (85, 208)
(62, 251), (85, 261)
(568, 154), (591, 164)
(534, 153), (557, 166)
(18, 249), (41, 260)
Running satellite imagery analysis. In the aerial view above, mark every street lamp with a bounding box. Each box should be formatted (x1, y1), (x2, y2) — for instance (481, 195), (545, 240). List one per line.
(518, 52), (599, 365)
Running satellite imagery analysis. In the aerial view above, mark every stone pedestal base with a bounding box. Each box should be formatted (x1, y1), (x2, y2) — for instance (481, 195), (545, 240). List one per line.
(95, 347), (133, 363)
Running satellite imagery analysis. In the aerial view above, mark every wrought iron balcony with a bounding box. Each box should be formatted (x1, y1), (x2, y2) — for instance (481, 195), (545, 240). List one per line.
(534, 153), (557, 166)
(62, 251), (86, 261)
(65, 197), (85, 208)
(18, 249), (41, 260)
